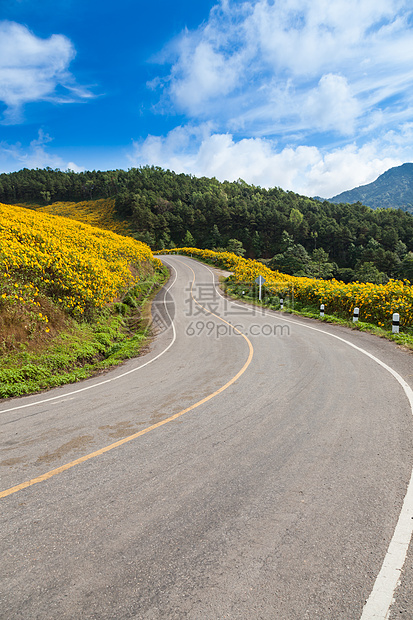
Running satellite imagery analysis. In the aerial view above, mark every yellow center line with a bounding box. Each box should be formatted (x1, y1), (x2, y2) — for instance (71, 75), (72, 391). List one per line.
(1, 261), (254, 500)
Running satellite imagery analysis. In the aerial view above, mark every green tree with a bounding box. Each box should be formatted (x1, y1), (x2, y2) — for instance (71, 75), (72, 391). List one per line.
(132, 231), (156, 247)
(40, 190), (51, 203)
(395, 240), (407, 259)
(182, 230), (195, 247)
(336, 267), (355, 283)
(208, 224), (222, 249)
(270, 244), (310, 276)
(400, 252), (413, 282)
(289, 207), (303, 232)
(157, 232), (175, 250)
(309, 248), (336, 279)
(227, 238), (246, 256)
(354, 261), (388, 284)
(115, 191), (137, 217)
(280, 230), (295, 252)
(310, 230), (318, 249)
(252, 231), (263, 257)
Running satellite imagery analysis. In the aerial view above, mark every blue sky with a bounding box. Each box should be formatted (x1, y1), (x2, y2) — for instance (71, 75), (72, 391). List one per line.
(1, 0), (413, 198)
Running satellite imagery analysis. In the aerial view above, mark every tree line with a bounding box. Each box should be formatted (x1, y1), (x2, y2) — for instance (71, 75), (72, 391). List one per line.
(1, 165), (413, 283)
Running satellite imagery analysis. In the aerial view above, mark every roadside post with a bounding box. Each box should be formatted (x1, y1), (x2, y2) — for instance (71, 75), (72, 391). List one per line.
(392, 312), (400, 334)
(353, 307), (359, 323)
(320, 303), (325, 317)
(255, 275), (266, 301)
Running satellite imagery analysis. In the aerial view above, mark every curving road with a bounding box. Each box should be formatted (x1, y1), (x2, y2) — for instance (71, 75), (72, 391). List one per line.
(1, 255), (413, 619)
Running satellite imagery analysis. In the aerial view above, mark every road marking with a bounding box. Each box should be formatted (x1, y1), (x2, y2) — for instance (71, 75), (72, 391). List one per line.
(4, 255), (410, 619)
(275, 317), (413, 620)
(0, 264), (178, 415)
(194, 258), (413, 620)
(0, 260), (253, 499)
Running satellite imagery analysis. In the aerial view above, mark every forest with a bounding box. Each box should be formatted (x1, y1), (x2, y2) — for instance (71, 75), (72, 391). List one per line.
(1, 165), (413, 283)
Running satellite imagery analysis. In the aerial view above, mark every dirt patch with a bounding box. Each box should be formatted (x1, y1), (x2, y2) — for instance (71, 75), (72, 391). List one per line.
(0, 456), (25, 466)
(0, 295), (71, 353)
(99, 420), (145, 439)
(216, 269), (233, 278)
(36, 434), (94, 465)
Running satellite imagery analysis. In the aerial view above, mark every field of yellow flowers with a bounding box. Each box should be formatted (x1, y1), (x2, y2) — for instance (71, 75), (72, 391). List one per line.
(160, 247), (413, 329)
(24, 198), (133, 236)
(0, 203), (167, 396)
(0, 203), (162, 321)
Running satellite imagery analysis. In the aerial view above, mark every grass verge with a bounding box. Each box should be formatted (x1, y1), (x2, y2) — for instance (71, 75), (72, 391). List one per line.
(0, 267), (169, 399)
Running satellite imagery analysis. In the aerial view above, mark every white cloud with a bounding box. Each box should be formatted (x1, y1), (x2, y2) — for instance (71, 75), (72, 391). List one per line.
(0, 130), (84, 172)
(138, 0), (413, 200)
(169, 41), (242, 114)
(154, 0), (413, 140)
(248, 0), (404, 76)
(129, 125), (411, 197)
(66, 161), (85, 173)
(304, 144), (401, 198)
(0, 21), (92, 123)
(303, 74), (360, 135)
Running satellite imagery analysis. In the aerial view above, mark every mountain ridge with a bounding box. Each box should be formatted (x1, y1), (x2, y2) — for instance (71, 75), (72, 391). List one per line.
(327, 163), (413, 213)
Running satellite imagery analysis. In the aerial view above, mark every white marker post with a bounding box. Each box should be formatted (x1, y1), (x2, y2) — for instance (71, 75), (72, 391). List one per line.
(280, 298), (284, 309)
(392, 312), (400, 334)
(255, 275), (266, 301)
(353, 307), (359, 323)
(320, 303), (325, 317)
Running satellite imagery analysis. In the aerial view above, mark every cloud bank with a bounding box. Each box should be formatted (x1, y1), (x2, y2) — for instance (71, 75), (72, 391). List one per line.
(158, 0), (413, 140)
(130, 123), (413, 198)
(0, 21), (91, 123)
(140, 0), (413, 195)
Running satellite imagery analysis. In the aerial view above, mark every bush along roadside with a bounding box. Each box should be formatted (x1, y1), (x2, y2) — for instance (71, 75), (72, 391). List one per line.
(160, 247), (412, 341)
(160, 247), (413, 329)
(222, 278), (413, 351)
(0, 267), (169, 399)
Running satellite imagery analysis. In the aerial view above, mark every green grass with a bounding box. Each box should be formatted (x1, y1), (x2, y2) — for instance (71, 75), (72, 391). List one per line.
(0, 267), (169, 399)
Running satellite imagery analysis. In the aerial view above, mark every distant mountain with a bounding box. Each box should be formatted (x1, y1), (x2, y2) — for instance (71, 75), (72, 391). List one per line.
(328, 163), (413, 213)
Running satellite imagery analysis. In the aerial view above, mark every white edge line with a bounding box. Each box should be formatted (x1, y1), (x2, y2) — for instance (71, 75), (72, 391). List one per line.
(198, 257), (413, 620)
(4, 254), (413, 618)
(0, 261), (177, 414)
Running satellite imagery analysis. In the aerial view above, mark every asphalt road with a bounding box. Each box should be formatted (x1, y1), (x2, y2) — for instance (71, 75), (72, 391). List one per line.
(1, 255), (413, 619)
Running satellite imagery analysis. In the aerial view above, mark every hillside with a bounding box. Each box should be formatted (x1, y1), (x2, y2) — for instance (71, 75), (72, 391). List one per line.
(2, 166), (413, 283)
(329, 163), (413, 213)
(24, 198), (134, 236)
(0, 203), (166, 397)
